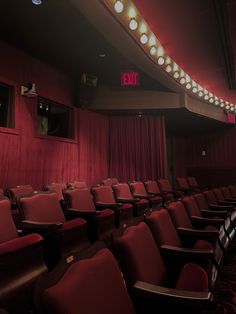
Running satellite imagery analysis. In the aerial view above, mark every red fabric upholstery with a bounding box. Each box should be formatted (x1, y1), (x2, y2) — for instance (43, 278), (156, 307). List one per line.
(221, 187), (232, 198)
(117, 222), (168, 286)
(176, 178), (189, 190)
(176, 263), (208, 292)
(193, 239), (214, 250)
(145, 209), (182, 247)
(43, 249), (136, 314)
(8, 185), (34, 203)
(67, 181), (87, 189)
(182, 196), (202, 217)
(144, 180), (161, 194)
(203, 191), (218, 205)
(19, 192), (66, 222)
(130, 182), (149, 196)
(158, 179), (172, 193)
(101, 178), (119, 186)
(0, 233), (43, 255)
(212, 188), (225, 201)
(113, 183), (133, 199)
(167, 201), (193, 229)
(60, 218), (87, 232)
(45, 183), (66, 201)
(0, 188), (3, 195)
(97, 209), (114, 218)
(187, 177), (198, 188)
(193, 193), (210, 210)
(64, 188), (96, 212)
(93, 186), (116, 204)
(229, 185), (236, 197)
(0, 198), (18, 243)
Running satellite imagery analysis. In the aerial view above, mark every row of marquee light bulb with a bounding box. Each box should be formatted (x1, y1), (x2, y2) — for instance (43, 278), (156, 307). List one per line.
(111, 0), (236, 113)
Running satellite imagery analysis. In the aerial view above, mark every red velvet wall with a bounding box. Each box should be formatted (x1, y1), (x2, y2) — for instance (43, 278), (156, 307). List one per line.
(0, 41), (109, 189)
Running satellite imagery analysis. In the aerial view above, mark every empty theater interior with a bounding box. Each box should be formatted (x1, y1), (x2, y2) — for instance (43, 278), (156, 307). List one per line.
(2, 0), (236, 313)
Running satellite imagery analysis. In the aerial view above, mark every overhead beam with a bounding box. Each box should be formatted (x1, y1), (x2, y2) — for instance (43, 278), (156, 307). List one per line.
(213, 0), (236, 89)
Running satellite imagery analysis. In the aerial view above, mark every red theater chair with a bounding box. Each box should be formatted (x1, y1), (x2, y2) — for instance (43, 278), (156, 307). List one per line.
(129, 181), (163, 210)
(228, 185), (236, 198)
(221, 186), (236, 201)
(212, 188), (236, 206)
(17, 191), (89, 268)
(145, 209), (218, 287)
(158, 178), (183, 200)
(44, 182), (67, 210)
(63, 188), (115, 245)
(187, 176), (201, 191)
(116, 222), (212, 313)
(67, 180), (87, 189)
(0, 188), (4, 195)
(0, 196), (47, 314)
(92, 185), (133, 228)
(34, 243), (136, 314)
(144, 180), (174, 204)
(101, 177), (119, 186)
(113, 183), (149, 218)
(176, 178), (192, 195)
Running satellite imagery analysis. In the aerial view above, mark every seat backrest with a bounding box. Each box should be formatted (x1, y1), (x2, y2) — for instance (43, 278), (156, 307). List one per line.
(144, 180), (161, 194)
(117, 222), (168, 287)
(92, 186), (116, 204)
(229, 185), (236, 196)
(221, 187), (231, 198)
(0, 196), (18, 243)
(41, 248), (136, 314)
(193, 193), (209, 210)
(212, 188), (224, 201)
(101, 178), (119, 187)
(187, 177), (198, 188)
(158, 179), (172, 193)
(145, 209), (182, 247)
(203, 190), (218, 205)
(0, 188), (4, 196)
(7, 185), (34, 203)
(45, 183), (66, 201)
(129, 181), (148, 196)
(167, 201), (193, 229)
(176, 178), (189, 190)
(182, 196), (202, 217)
(67, 181), (87, 189)
(113, 183), (133, 199)
(64, 188), (96, 212)
(18, 192), (65, 223)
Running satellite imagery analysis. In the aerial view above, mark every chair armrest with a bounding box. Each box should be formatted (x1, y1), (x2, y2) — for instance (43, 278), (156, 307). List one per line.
(209, 204), (234, 212)
(132, 194), (152, 199)
(177, 227), (218, 241)
(200, 209), (229, 218)
(133, 281), (213, 308)
(116, 198), (138, 203)
(95, 202), (119, 209)
(191, 216), (224, 227)
(215, 202), (234, 209)
(160, 245), (214, 260)
(18, 220), (62, 232)
(66, 208), (96, 219)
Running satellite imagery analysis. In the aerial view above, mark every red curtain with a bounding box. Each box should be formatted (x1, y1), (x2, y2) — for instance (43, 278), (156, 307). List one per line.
(78, 109), (109, 186)
(109, 115), (167, 181)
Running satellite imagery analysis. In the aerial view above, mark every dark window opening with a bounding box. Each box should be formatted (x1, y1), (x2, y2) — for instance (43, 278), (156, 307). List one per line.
(37, 98), (74, 139)
(0, 83), (14, 128)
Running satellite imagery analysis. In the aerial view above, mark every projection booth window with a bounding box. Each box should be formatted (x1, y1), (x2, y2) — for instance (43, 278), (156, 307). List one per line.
(37, 98), (74, 139)
(0, 82), (14, 128)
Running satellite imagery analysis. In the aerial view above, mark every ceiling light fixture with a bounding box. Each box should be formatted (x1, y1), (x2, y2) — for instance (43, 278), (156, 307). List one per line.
(32, 0), (42, 5)
(150, 46), (157, 55)
(157, 56), (165, 65)
(140, 33), (148, 44)
(114, 1), (124, 13)
(129, 18), (138, 30)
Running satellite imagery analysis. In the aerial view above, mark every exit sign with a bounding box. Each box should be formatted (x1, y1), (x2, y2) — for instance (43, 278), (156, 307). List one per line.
(121, 71), (140, 86)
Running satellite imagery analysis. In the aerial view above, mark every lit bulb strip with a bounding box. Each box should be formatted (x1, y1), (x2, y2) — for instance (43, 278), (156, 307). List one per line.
(102, 0), (236, 113)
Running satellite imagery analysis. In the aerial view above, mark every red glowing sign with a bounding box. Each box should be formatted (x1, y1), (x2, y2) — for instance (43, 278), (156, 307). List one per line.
(227, 113), (235, 124)
(121, 71), (140, 86)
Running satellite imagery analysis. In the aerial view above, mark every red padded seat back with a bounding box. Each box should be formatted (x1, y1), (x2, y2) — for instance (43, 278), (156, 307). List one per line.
(113, 183), (133, 199)
(0, 197), (18, 243)
(193, 193), (209, 210)
(158, 179), (172, 193)
(187, 177), (198, 188)
(167, 201), (193, 229)
(129, 182), (148, 196)
(203, 190), (218, 205)
(176, 178), (189, 189)
(64, 188), (96, 212)
(101, 178), (119, 186)
(93, 186), (116, 204)
(19, 192), (65, 222)
(212, 188), (224, 201)
(8, 185), (34, 203)
(67, 181), (87, 189)
(221, 187), (231, 198)
(45, 183), (66, 201)
(229, 185), (236, 196)
(117, 222), (168, 287)
(145, 209), (182, 247)
(182, 196), (201, 217)
(43, 248), (135, 314)
(144, 180), (161, 194)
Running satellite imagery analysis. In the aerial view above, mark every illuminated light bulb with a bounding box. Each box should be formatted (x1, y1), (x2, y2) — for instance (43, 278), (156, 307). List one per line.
(150, 46), (157, 55)
(140, 33), (148, 44)
(230, 107), (234, 111)
(166, 65), (172, 73)
(140, 23), (147, 33)
(226, 101), (229, 105)
(180, 77), (186, 85)
(166, 56), (171, 65)
(186, 83), (191, 89)
(129, 18), (138, 30)
(204, 94), (209, 100)
(157, 46), (164, 57)
(192, 87), (198, 93)
(209, 98), (214, 103)
(215, 100), (219, 105)
(32, 0), (42, 5)
(114, 1), (124, 13)
(157, 56), (165, 65)
(128, 7), (136, 18)
(226, 105), (230, 110)
(198, 91), (204, 97)
(149, 35), (156, 46)
(220, 103), (225, 108)
(173, 72), (179, 79)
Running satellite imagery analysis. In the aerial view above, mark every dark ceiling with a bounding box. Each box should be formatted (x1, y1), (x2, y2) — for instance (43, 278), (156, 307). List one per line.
(0, 0), (233, 134)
